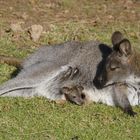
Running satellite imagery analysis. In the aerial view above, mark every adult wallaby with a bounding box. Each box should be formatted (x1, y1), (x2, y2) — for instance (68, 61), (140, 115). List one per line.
(0, 31), (139, 116)
(0, 36), (112, 93)
(0, 39), (110, 101)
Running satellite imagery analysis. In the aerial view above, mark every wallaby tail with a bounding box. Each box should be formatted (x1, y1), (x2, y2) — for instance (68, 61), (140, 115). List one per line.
(0, 55), (23, 68)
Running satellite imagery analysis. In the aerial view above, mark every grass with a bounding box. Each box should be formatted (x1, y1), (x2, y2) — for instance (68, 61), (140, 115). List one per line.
(1, 98), (140, 140)
(0, 0), (140, 139)
(0, 24), (140, 140)
(0, 23), (140, 140)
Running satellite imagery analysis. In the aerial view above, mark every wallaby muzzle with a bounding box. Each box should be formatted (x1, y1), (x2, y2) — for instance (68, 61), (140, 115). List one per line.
(93, 75), (107, 89)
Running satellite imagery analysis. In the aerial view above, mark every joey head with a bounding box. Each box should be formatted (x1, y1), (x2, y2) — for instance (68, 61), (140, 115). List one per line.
(61, 85), (86, 105)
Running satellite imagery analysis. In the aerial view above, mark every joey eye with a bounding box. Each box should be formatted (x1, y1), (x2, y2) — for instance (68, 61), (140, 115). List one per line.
(81, 93), (85, 99)
(72, 95), (76, 99)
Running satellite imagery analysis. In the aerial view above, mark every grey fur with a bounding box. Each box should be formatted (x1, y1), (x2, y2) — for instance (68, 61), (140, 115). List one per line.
(18, 41), (111, 82)
(0, 40), (112, 100)
(0, 66), (71, 100)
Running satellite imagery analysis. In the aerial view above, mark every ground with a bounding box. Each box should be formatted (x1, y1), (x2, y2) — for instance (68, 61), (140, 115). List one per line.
(0, 0), (140, 140)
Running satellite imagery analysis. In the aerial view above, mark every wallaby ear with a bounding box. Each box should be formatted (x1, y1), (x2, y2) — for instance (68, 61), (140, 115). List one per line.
(118, 39), (132, 56)
(111, 31), (124, 46)
(61, 87), (70, 94)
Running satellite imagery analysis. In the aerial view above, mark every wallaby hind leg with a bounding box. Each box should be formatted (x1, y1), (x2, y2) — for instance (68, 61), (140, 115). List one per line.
(113, 83), (137, 117)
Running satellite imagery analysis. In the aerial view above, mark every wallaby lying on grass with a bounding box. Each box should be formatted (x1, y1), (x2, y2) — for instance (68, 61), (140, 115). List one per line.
(0, 40), (102, 105)
(0, 39), (112, 98)
(0, 38), (111, 99)
(0, 31), (140, 116)
(0, 40), (112, 84)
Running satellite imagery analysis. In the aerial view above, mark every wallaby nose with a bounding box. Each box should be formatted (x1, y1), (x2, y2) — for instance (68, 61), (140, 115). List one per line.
(99, 81), (105, 89)
(93, 76), (106, 89)
(99, 78), (106, 86)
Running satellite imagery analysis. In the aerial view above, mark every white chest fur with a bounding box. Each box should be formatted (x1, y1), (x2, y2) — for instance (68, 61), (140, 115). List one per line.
(35, 66), (68, 100)
(84, 83), (140, 106)
(34, 67), (140, 106)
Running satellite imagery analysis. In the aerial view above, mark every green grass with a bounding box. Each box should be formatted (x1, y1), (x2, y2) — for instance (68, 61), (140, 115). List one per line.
(0, 0), (140, 139)
(1, 98), (140, 140)
(0, 23), (140, 140)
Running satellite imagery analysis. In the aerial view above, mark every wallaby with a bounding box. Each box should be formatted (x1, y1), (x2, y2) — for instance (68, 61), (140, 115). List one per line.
(0, 40), (112, 83)
(0, 40), (112, 105)
(0, 38), (112, 97)
(0, 31), (140, 116)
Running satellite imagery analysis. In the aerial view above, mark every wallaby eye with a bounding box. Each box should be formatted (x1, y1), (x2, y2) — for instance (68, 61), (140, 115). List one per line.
(72, 95), (76, 99)
(109, 61), (120, 71)
(110, 67), (119, 71)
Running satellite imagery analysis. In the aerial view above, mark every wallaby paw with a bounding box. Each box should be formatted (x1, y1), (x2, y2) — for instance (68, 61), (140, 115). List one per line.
(69, 67), (79, 79)
(63, 66), (79, 80)
(127, 110), (137, 117)
(63, 66), (73, 79)
(124, 108), (137, 117)
(72, 67), (79, 77)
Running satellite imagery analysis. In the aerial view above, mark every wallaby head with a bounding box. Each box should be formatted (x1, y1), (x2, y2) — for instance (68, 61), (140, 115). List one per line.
(61, 85), (86, 105)
(99, 31), (134, 86)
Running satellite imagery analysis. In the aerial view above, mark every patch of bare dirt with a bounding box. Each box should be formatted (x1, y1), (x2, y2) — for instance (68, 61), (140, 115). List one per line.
(0, 0), (139, 48)
(0, 0), (139, 29)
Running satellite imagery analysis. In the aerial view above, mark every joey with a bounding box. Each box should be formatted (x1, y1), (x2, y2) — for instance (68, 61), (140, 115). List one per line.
(61, 85), (86, 105)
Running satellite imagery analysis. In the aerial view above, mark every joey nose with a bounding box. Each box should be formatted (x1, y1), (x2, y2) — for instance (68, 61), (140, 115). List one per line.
(75, 100), (85, 105)
(78, 101), (84, 105)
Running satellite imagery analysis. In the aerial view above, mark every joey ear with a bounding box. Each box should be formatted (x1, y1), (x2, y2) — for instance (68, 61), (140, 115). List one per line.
(61, 87), (70, 94)
(118, 39), (132, 56)
(111, 31), (124, 46)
